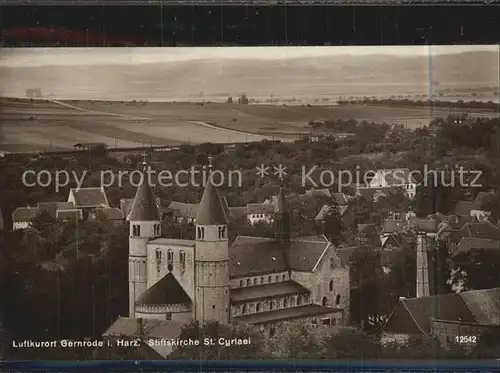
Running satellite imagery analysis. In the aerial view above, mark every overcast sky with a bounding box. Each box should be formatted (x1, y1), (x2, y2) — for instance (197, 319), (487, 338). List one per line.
(1, 45), (497, 67)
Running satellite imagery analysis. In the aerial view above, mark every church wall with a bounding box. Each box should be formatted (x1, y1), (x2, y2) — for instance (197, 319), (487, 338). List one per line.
(290, 249), (350, 325)
(230, 271), (289, 289)
(147, 243), (195, 300)
(231, 293), (311, 317)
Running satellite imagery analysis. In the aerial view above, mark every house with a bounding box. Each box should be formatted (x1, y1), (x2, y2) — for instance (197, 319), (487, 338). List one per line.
(12, 206), (38, 230)
(305, 188), (332, 198)
(315, 204), (349, 223)
(356, 186), (394, 203)
(380, 233), (402, 251)
(451, 237), (499, 257)
(367, 169), (417, 199)
(247, 203), (276, 225)
(380, 219), (405, 241)
(37, 201), (75, 219)
(56, 208), (83, 221)
(454, 192), (496, 222)
(104, 161), (351, 357)
(67, 187), (109, 218)
(357, 224), (380, 246)
(73, 142), (108, 152)
(92, 207), (124, 225)
(382, 288), (500, 347)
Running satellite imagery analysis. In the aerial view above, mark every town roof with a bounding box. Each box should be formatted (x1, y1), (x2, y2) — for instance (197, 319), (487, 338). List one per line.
(97, 207), (124, 220)
(452, 237), (499, 257)
(136, 272), (191, 306)
(127, 171), (159, 221)
(228, 206), (248, 220)
(231, 281), (309, 303)
(121, 197), (161, 217)
(56, 209), (83, 220)
(459, 221), (499, 241)
(305, 188), (332, 198)
(356, 186), (393, 202)
(382, 220), (405, 234)
(247, 203), (275, 215)
(383, 288), (500, 335)
(167, 201), (198, 219)
(275, 184), (289, 214)
(12, 206), (38, 222)
(196, 179), (228, 225)
(37, 201), (74, 218)
(454, 201), (474, 216)
(69, 187), (109, 208)
(233, 304), (340, 325)
(409, 218), (438, 233)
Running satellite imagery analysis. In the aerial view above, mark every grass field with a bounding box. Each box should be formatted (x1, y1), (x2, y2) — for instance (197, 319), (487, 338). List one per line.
(0, 98), (497, 153)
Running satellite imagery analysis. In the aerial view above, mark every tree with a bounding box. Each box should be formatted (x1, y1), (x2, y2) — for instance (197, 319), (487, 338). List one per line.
(448, 249), (500, 292)
(238, 93), (249, 104)
(269, 322), (325, 359)
(323, 203), (344, 245)
(480, 192), (499, 223)
(227, 96), (233, 103)
(323, 329), (383, 359)
(26, 88), (34, 98)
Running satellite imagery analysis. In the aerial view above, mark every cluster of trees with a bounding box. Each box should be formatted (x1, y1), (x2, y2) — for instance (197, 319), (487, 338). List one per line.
(227, 93), (249, 104)
(337, 98), (500, 112)
(25, 88), (43, 99)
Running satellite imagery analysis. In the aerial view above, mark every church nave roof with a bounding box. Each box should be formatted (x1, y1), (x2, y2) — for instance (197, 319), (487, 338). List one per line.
(136, 272), (191, 306)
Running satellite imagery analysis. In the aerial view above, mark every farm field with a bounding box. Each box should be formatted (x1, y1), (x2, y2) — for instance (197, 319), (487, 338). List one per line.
(0, 97), (497, 153)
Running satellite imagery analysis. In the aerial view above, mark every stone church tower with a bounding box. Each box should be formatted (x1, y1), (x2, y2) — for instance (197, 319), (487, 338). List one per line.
(194, 176), (230, 325)
(127, 160), (161, 318)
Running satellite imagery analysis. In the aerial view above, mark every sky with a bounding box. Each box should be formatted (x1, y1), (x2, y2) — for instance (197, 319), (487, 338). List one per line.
(0, 45), (497, 67)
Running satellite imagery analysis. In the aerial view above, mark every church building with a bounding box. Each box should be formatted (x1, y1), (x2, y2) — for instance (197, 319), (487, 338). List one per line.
(104, 160), (350, 357)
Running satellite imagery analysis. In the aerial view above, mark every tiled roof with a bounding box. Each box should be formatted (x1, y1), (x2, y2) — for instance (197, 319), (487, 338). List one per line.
(276, 185), (289, 215)
(356, 186), (393, 202)
(127, 173), (159, 221)
(332, 192), (349, 206)
(228, 206), (248, 220)
(136, 272), (191, 306)
(459, 221), (499, 240)
(382, 220), (405, 234)
(121, 197), (161, 217)
(56, 209), (83, 220)
(12, 207), (38, 222)
(231, 281), (309, 303)
(409, 218), (438, 233)
(381, 233), (402, 249)
(452, 237), (499, 256)
(383, 288), (500, 335)
(148, 238), (195, 247)
(103, 317), (183, 340)
(167, 201), (198, 219)
(97, 207), (124, 220)
(315, 204), (349, 221)
(305, 189), (332, 198)
(37, 201), (74, 218)
(229, 235), (330, 277)
(247, 203), (275, 215)
(196, 179), (228, 225)
(234, 304), (340, 325)
(473, 192), (495, 209)
(70, 187), (108, 208)
(454, 201), (474, 216)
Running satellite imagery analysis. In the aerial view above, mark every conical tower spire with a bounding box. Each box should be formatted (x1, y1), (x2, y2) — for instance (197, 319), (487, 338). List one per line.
(196, 154), (227, 225)
(274, 177), (290, 241)
(127, 153), (159, 221)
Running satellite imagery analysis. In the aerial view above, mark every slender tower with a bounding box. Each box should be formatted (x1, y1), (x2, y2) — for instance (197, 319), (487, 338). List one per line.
(194, 156), (230, 325)
(274, 178), (291, 242)
(127, 155), (161, 317)
(416, 231), (430, 298)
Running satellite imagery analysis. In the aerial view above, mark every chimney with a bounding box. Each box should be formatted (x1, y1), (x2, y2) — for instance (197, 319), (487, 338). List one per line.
(416, 232), (430, 298)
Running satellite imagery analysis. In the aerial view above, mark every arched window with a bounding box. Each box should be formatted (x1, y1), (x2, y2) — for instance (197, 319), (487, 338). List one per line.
(282, 274), (286, 281)
(250, 304), (255, 313)
(322, 297), (328, 306)
(253, 278), (258, 285)
(270, 300), (274, 310)
(269, 327), (276, 338)
(240, 280), (244, 287)
(246, 279), (251, 286)
(261, 276), (264, 283)
(136, 225), (141, 236)
(329, 280), (334, 291)
(283, 298), (289, 308)
(155, 248), (162, 263)
(297, 295), (302, 306)
(256, 302), (261, 312)
(221, 226), (226, 239)
(304, 295), (309, 303)
(290, 297), (296, 306)
(167, 250), (174, 267)
(242, 304), (247, 314)
(275, 275), (279, 282)
(179, 251), (186, 273)
(197, 227), (205, 240)
(236, 305), (241, 315)
(332, 318), (337, 325)
(268, 276), (272, 283)
(336, 294), (341, 305)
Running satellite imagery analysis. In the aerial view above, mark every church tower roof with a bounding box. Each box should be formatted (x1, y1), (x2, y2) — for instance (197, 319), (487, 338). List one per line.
(274, 178), (291, 241)
(276, 179), (289, 214)
(127, 157), (159, 221)
(196, 178), (228, 225)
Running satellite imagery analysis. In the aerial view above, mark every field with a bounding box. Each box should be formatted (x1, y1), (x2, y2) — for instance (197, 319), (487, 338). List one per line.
(0, 97), (497, 153)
